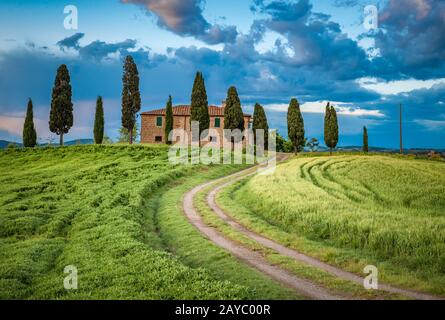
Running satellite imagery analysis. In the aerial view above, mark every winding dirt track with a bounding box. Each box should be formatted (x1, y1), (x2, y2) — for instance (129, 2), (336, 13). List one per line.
(182, 155), (441, 300)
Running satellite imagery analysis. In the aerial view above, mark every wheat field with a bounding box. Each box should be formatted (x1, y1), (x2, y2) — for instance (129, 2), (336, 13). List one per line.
(234, 155), (445, 291)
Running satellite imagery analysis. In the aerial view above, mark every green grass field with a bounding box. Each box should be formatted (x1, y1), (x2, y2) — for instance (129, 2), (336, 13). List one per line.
(2, 147), (444, 299)
(0, 145), (299, 299)
(227, 155), (445, 294)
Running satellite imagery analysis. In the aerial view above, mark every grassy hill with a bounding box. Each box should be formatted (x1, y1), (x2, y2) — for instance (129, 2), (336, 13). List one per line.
(0, 145), (301, 299)
(226, 155), (445, 294)
(0, 145), (247, 299)
(2, 146), (444, 299)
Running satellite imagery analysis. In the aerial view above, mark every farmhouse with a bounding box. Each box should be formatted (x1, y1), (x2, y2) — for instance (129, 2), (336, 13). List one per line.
(140, 102), (252, 144)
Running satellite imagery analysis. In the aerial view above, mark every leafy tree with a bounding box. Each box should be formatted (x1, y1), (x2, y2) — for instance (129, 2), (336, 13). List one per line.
(7, 143), (16, 150)
(103, 135), (113, 144)
(190, 72), (209, 140)
(363, 126), (369, 153)
(276, 132), (294, 153)
(252, 103), (269, 150)
(121, 56), (141, 144)
(287, 98), (305, 154)
(23, 98), (37, 147)
(118, 123), (139, 143)
(94, 96), (104, 144)
(49, 64), (73, 146)
(165, 95), (173, 144)
(307, 137), (319, 152)
(324, 102), (339, 155)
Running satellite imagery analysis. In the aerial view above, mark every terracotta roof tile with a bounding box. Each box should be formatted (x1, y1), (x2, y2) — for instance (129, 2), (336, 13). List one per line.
(141, 105), (251, 117)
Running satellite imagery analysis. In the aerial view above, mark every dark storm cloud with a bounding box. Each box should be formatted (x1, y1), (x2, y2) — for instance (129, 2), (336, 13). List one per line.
(57, 33), (85, 50)
(371, 0), (445, 79)
(121, 0), (238, 44)
(1, 0), (445, 147)
(249, 0), (371, 81)
(79, 39), (137, 61)
(251, 0), (312, 20)
(56, 34), (161, 67)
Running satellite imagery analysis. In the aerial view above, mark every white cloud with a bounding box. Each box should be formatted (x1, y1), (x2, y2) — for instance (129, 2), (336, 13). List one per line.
(415, 119), (445, 131)
(0, 115), (26, 136)
(255, 31), (293, 56)
(357, 77), (445, 95)
(261, 100), (385, 117)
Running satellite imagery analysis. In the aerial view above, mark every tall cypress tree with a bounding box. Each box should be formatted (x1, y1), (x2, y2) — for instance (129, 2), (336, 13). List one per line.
(121, 55), (141, 144)
(190, 72), (210, 139)
(49, 64), (73, 146)
(287, 98), (305, 154)
(224, 86), (245, 144)
(165, 95), (173, 144)
(363, 126), (369, 153)
(224, 86), (244, 131)
(252, 103), (269, 149)
(23, 98), (37, 148)
(324, 102), (339, 155)
(94, 96), (104, 144)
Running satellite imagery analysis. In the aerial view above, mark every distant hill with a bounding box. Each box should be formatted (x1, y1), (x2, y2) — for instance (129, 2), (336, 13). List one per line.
(0, 139), (94, 149)
(39, 139), (94, 147)
(306, 145), (445, 155)
(65, 139), (94, 146)
(0, 140), (22, 148)
(1, 139), (443, 155)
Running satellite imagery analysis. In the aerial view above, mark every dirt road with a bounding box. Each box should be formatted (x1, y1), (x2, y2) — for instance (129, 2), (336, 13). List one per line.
(182, 155), (441, 300)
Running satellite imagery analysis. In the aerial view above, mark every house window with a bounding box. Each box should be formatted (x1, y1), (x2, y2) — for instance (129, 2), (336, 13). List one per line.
(214, 117), (221, 128)
(209, 136), (217, 142)
(155, 136), (162, 142)
(156, 116), (163, 127)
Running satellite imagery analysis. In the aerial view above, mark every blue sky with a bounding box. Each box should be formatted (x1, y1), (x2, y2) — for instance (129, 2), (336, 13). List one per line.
(0, 0), (444, 148)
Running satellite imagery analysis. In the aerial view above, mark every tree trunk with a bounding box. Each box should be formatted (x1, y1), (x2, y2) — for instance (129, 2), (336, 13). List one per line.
(330, 147), (332, 156)
(294, 145), (298, 155)
(60, 133), (64, 146)
(129, 128), (133, 145)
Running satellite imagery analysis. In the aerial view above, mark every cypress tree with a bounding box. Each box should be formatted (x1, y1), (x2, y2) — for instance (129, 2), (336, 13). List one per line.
(363, 126), (369, 153)
(121, 55), (141, 144)
(252, 103), (269, 150)
(23, 98), (37, 148)
(324, 102), (339, 155)
(224, 86), (244, 131)
(224, 86), (245, 144)
(287, 98), (305, 154)
(190, 72), (210, 139)
(165, 95), (173, 144)
(94, 96), (104, 144)
(49, 64), (73, 146)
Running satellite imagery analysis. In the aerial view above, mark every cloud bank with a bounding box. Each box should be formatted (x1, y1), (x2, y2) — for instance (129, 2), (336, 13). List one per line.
(121, 0), (238, 44)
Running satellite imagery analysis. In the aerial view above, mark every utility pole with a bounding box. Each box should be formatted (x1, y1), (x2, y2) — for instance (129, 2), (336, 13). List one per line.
(399, 103), (403, 154)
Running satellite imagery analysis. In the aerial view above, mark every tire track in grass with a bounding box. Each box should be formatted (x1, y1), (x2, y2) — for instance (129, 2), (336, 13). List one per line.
(204, 160), (443, 301)
(304, 159), (351, 202)
(183, 164), (343, 300)
(302, 157), (386, 206)
(320, 159), (378, 204)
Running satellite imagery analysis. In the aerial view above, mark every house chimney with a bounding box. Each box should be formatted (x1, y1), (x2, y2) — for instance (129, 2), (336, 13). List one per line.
(222, 100), (226, 108)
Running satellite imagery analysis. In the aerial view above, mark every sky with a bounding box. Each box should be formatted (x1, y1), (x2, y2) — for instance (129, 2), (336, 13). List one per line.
(0, 0), (444, 148)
